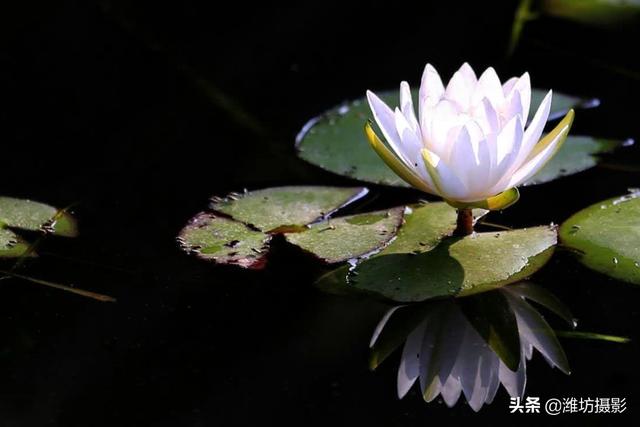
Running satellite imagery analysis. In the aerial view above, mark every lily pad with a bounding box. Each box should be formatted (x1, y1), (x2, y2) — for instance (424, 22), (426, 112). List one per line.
(559, 192), (640, 285)
(314, 202), (486, 295)
(181, 186), (407, 268)
(318, 226), (557, 303)
(285, 207), (404, 263)
(0, 228), (31, 258)
(0, 197), (78, 237)
(210, 186), (367, 232)
(296, 89), (600, 189)
(523, 136), (628, 186)
(177, 212), (271, 269)
(382, 203), (489, 255)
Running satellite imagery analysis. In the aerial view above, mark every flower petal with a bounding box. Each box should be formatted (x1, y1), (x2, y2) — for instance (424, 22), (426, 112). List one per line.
(513, 89), (553, 169)
(467, 351), (497, 412)
(505, 292), (571, 374)
(471, 98), (500, 136)
(397, 319), (427, 399)
(496, 115), (524, 169)
(458, 62), (478, 88)
(394, 107), (424, 167)
(365, 122), (435, 194)
(502, 76), (518, 96)
(508, 109), (574, 188)
(370, 306), (403, 348)
(419, 63), (445, 107)
(512, 72), (531, 123)
(498, 356), (526, 398)
(506, 282), (575, 326)
(422, 148), (468, 200)
(444, 64), (478, 110)
(440, 374), (463, 408)
(473, 67), (505, 110)
(487, 115), (524, 195)
(448, 123), (492, 198)
(419, 304), (466, 402)
(504, 89), (523, 123)
(367, 90), (409, 163)
(484, 358), (501, 404)
(400, 81), (420, 133)
(422, 99), (461, 157)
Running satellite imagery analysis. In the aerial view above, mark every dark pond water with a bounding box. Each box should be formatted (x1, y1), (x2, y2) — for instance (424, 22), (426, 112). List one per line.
(0, 1), (638, 425)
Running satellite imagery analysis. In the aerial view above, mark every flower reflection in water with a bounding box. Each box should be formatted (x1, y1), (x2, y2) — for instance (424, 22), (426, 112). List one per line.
(370, 282), (572, 411)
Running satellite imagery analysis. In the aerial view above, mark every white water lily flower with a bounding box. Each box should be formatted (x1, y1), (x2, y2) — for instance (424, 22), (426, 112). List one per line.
(370, 283), (572, 412)
(365, 63), (574, 210)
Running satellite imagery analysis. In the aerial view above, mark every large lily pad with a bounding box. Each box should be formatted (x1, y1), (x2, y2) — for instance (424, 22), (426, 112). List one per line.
(296, 89), (606, 189)
(318, 226), (557, 303)
(559, 192), (640, 285)
(177, 213), (271, 269)
(210, 186), (367, 232)
(0, 228), (31, 258)
(0, 197), (77, 237)
(285, 207), (404, 263)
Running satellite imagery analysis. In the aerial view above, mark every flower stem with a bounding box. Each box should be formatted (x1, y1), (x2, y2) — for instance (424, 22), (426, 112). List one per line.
(454, 208), (474, 236)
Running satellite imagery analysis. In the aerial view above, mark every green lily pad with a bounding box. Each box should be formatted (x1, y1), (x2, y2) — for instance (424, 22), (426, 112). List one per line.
(296, 89), (600, 189)
(523, 136), (628, 186)
(314, 202), (486, 295)
(285, 207), (404, 263)
(318, 226), (557, 303)
(559, 192), (640, 285)
(383, 203), (491, 255)
(178, 212), (271, 269)
(0, 228), (31, 258)
(0, 197), (78, 237)
(210, 186), (367, 232)
(181, 186), (410, 268)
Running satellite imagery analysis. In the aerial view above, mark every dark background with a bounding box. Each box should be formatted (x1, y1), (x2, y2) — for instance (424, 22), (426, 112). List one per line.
(0, 1), (638, 425)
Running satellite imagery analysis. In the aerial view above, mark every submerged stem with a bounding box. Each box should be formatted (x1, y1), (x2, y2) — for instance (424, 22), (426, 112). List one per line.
(454, 208), (474, 236)
(0, 269), (116, 302)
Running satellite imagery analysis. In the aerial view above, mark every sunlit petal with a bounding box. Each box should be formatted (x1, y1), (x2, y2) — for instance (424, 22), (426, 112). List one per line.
(422, 148), (469, 200)
(400, 81), (420, 134)
(508, 109), (574, 188)
(419, 63), (445, 107)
